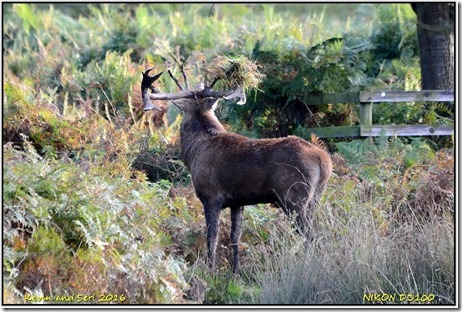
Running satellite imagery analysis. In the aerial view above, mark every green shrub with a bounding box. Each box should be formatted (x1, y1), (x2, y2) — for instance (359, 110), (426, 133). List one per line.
(3, 140), (190, 304)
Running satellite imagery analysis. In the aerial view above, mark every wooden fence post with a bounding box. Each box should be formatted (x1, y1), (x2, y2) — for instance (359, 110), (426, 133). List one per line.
(360, 102), (373, 126)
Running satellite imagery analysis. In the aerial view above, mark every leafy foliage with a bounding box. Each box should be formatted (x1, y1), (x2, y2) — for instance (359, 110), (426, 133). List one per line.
(3, 140), (191, 303)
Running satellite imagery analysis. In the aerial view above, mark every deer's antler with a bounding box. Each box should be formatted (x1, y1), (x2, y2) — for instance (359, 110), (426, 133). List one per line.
(142, 65), (246, 112)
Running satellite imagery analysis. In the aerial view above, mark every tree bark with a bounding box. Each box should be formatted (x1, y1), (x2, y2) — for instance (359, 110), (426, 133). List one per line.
(412, 3), (454, 90)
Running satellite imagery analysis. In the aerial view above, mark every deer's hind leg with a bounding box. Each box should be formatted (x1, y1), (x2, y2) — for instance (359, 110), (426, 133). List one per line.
(278, 178), (317, 238)
(230, 206), (244, 274)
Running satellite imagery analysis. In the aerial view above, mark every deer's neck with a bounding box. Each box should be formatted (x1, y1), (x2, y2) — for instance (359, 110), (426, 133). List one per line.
(180, 110), (226, 168)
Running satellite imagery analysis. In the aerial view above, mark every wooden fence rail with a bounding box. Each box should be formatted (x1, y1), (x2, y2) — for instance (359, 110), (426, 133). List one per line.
(302, 90), (454, 138)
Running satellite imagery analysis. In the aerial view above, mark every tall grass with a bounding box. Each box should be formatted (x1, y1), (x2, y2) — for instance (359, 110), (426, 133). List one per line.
(248, 203), (453, 304)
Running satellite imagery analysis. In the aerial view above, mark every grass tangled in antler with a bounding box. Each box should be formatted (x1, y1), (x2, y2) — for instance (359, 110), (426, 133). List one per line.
(204, 55), (265, 91)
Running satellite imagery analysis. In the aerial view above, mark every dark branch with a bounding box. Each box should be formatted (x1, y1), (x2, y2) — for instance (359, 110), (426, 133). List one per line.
(208, 3), (215, 17)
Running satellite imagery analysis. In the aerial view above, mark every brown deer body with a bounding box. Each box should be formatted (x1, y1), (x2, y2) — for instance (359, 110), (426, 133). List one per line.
(142, 68), (332, 274)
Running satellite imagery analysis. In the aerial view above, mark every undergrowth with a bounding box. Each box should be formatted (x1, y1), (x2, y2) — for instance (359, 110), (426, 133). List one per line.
(204, 137), (454, 305)
(3, 138), (192, 304)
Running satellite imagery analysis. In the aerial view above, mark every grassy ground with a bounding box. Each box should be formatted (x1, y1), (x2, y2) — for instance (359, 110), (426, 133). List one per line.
(2, 107), (455, 305)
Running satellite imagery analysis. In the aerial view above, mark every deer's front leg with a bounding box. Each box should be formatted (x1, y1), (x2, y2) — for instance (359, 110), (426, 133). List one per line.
(203, 200), (222, 271)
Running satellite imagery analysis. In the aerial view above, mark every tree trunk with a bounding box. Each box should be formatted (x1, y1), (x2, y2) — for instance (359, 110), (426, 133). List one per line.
(412, 3), (454, 90)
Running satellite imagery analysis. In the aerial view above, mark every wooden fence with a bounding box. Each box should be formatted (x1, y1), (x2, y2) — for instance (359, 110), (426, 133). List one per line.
(302, 90), (454, 138)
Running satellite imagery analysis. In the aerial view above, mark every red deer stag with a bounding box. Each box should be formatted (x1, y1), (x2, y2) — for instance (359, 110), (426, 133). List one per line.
(141, 65), (332, 274)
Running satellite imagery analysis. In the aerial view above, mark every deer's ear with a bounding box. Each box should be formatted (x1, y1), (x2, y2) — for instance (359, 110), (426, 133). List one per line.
(172, 99), (190, 112)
